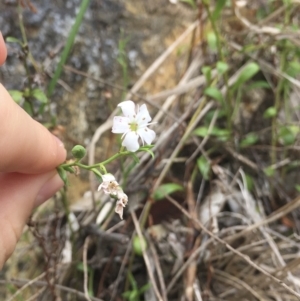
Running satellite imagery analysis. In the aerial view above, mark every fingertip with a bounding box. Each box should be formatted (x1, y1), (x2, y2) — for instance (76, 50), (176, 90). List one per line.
(0, 32), (7, 66)
(51, 133), (67, 166)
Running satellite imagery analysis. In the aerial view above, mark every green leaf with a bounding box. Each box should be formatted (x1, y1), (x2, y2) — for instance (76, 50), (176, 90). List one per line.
(212, 0), (227, 21)
(202, 66), (212, 83)
(263, 106), (277, 119)
(139, 283), (151, 294)
(8, 90), (23, 104)
(205, 109), (227, 123)
(211, 127), (230, 141)
(193, 126), (209, 137)
(287, 61), (300, 77)
(295, 184), (300, 193)
(153, 183), (184, 200)
(240, 132), (259, 148)
(232, 62), (260, 90)
(64, 166), (75, 174)
(76, 262), (92, 273)
(6, 36), (22, 45)
(47, 0), (91, 97)
(130, 153), (140, 164)
(197, 155), (210, 180)
(133, 235), (147, 256)
(244, 173), (254, 192)
(31, 88), (48, 104)
(194, 126), (230, 141)
(247, 81), (271, 90)
(264, 166), (275, 177)
(216, 61), (229, 75)
(57, 166), (68, 185)
(204, 86), (224, 103)
(207, 32), (217, 52)
(278, 126), (298, 146)
(144, 149), (155, 159)
(23, 101), (34, 116)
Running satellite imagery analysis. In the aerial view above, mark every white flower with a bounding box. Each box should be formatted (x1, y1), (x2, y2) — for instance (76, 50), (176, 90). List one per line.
(112, 100), (156, 152)
(98, 173), (121, 196)
(98, 173), (129, 220)
(115, 192), (128, 220)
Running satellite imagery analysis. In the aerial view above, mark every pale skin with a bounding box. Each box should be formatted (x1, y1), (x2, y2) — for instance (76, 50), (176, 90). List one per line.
(0, 32), (66, 268)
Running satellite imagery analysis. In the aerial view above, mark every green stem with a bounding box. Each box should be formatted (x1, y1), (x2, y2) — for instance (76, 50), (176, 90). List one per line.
(18, 3), (28, 45)
(202, 1), (231, 123)
(47, 0), (91, 97)
(59, 150), (134, 171)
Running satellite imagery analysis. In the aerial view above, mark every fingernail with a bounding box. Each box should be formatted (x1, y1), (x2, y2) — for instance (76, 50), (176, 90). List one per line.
(53, 135), (64, 148)
(35, 173), (64, 207)
(53, 135), (67, 163)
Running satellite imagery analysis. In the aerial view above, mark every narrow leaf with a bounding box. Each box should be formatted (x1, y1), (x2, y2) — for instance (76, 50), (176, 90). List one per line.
(202, 66), (212, 83)
(6, 36), (22, 45)
(204, 86), (224, 103)
(212, 0), (227, 21)
(264, 166), (275, 177)
(216, 61), (229, 75)
(144, 149), (155, 159)
(240, 132), (259, 148)
(232, 62), (260, 90)
(31, 88), (48, 104)
(153, 183), (184, 200)
(197, 156), (210, 180)
(193, 126), (209, 137)
(8, 90), (23, 104)
(130, 153), (140, 164)
(57, 166), (68, 185)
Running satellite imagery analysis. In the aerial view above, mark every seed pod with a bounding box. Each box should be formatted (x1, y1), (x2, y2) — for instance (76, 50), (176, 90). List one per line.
(71, 145), (86, 159)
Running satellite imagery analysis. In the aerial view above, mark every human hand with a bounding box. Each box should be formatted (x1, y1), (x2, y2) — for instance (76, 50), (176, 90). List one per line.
(0, 32), (66, 268)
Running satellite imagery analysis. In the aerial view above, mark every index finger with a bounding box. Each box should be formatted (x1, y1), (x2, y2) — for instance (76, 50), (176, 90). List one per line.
(0, 32), (7, 65)
(0, 84), (66, 173)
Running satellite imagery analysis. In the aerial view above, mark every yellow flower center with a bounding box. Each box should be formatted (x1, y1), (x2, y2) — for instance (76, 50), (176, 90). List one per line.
(129, 122), (138, 132)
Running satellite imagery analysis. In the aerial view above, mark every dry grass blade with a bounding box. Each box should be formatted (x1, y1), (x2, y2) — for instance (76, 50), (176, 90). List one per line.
(0, 279), (104, 301)
(6, 272), (46, 301)
(131, 211), (164, 301)
(128, 19), (202, 97)
(227, 196), (300, 243)
(215, 269), (268, 301)
(148, 236), (168, 301)
(83, 236), (92, 301)
(154, 100), (214, 190)
(167, 238), (213, 292)
(166, 196), (300, 299)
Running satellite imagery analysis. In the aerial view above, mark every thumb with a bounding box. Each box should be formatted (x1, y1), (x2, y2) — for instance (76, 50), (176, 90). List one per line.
(0, 84), (66, 173)
(0, 170), (63, 268)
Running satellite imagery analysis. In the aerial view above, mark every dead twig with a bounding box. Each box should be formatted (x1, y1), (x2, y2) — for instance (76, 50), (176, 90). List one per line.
(83, 236), (92, 301)
(1, 279), (104, 301)
(131, 211), (164, 301)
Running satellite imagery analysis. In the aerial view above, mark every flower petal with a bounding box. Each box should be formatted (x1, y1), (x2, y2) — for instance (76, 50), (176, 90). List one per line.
(122, 131), (140, 152)
(137, 127), (156, 145)
(137, 104), (152, 124)
(117, 192), (128, 206)
(112, 116), (130, 133)
(118, 100), (136, 118)
(115, 200), (125, 219)
(102, 173), (116, 182)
